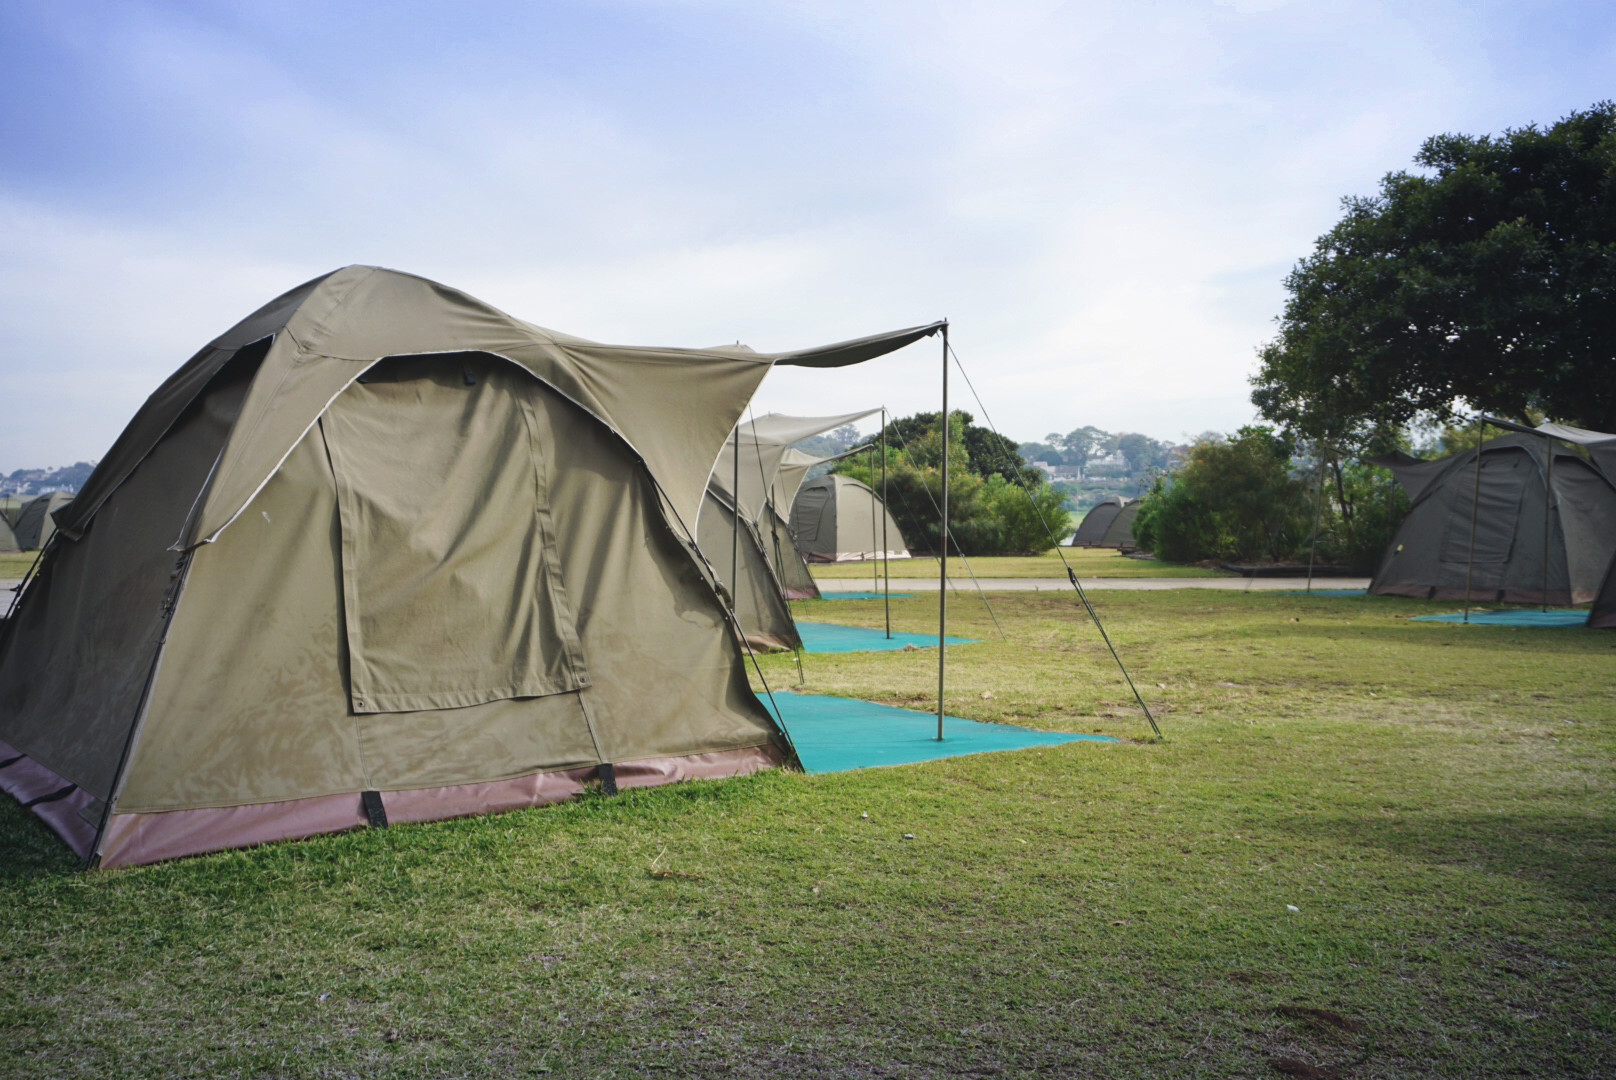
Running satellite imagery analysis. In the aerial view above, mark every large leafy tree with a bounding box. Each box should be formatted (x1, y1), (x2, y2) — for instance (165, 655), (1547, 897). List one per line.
(1252, 103), (1616, 440)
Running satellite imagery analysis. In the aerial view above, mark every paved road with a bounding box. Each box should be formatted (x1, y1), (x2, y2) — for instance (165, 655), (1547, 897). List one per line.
(827, 576), (1372, 592)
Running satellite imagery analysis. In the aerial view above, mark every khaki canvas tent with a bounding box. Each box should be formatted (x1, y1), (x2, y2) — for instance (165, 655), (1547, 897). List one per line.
(790, 473), (910, 563)
(0, 513), (17, 554)
(0, 265), (941, 866)
(698, 412), (880, 650)
(1369, 432), (1616, 606)
(1068, 496), (1131, 547)
(10, 491), (72, 550)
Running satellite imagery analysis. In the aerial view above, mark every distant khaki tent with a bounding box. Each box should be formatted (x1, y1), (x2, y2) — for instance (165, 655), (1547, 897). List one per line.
(1369, 433), (1616, 605)
(0, 514), (18, 554)
(1068, 496), (1131, 547)
(10, 492), (72, 550)
(790, 474), (910, 563)
(0, 265), (941, 866)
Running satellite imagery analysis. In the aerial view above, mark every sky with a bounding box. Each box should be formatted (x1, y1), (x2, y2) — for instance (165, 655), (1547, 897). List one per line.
(1, 0), (1613, 468)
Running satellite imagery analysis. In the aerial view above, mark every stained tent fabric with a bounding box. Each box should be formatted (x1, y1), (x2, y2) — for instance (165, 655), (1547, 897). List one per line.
(0, 265), (941, 866)
(790, 474), (911, 563)
(10, 492), (73, 550)
(1069, 497), (1130, 546)
(1368, 433), (1616, 605)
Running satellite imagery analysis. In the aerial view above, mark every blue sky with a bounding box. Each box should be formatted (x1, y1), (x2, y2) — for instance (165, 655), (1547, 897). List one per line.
(2, 0), (1613, 467)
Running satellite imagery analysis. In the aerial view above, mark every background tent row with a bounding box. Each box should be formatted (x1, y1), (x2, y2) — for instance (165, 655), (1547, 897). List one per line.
(696, 410), (912, 652)
(1368, 419), (1616, 628)
(0, 264), (942, 866)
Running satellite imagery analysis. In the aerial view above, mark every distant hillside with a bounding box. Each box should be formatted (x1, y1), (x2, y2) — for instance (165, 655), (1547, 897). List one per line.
(0, 461), (97, 497)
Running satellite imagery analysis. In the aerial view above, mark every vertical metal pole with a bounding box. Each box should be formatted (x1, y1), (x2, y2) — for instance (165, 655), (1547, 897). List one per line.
(882, 407), (891, 639)
(1542, 438), (1554, 612)
(730, 424), (740, 611)
(1463, 417), (1483, 624)
(938, 325), (949, 741)
(870, 444), (879, 594)
(1306, 442), (1325, 595)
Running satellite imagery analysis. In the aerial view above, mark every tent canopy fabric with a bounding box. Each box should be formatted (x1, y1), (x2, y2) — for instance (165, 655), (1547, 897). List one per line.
(1369, 433), (1616, 607)
(708, 409), (879, 528)
(790, 474), (910, 563)
(60, 269), (935, 552)
(0, 266), (940, 866)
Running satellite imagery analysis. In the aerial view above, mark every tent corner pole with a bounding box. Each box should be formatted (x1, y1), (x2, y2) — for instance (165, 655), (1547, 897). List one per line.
(1463, 415), (1483, 624)
(1542, 438), (1554, 613)
(731, 424), (740, 612)
(882, 407), (891, 639)
(938, 324), (949, 741)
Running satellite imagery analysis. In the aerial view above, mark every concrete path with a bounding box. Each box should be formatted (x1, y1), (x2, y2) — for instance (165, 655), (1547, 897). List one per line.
(822, 576), (1372, 592)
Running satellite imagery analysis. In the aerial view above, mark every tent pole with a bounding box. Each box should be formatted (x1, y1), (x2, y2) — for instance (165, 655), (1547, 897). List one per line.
(938, 324), (949, 741)
(1306, 441), (1325, 594)
(1542, 439), (1554, 612)
(870, 444), (879, 594)
(882, 407), (891, 639)
(1463, 416), (1483, 624)
(731, 424), (740, 611)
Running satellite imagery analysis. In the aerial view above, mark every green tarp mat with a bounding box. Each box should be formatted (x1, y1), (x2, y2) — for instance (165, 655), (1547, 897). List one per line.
(796, 620), (974, 653)
(1413, 609), (1590, 627)
(770, 692), (1116, 772)
(817, 590), (916, 599)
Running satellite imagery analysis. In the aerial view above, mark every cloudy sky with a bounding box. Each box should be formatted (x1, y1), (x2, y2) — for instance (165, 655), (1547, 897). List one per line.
(1, 0), (1612, 468)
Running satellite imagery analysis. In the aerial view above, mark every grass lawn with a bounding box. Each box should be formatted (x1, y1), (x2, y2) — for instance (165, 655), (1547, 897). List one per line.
(0, 552), (38, 579)
(809, 547), (1226, 580)
(2, 590), (1611, 1077)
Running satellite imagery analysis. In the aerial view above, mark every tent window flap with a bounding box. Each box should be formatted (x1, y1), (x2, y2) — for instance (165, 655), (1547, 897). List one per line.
(320, 356), (590, 714)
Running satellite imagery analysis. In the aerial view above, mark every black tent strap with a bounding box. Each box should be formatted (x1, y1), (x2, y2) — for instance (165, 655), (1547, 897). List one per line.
(360, 790), (388, 828)
(597, 762), (618, 796)
(22, 784), (76, 809)
(946, 341), (1162, 738)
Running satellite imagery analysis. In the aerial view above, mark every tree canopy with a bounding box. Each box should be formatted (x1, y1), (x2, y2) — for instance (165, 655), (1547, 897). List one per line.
(1252, 103), (1616, 442)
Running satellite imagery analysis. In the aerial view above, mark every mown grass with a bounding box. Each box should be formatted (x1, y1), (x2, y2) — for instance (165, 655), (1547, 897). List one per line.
(1, 590), (1611, 1078)
(0, 552), (37, 579)
(809, 547), (1226, 580)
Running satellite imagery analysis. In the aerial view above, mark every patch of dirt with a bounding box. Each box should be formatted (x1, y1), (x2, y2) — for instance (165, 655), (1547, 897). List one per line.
(1276, 1005), (1363, 1033)
(1269, 1057), (1340, 1079)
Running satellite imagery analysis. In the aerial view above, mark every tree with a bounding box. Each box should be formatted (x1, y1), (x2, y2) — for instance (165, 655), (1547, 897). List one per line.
(1115, 432), (1169, 476)
(1132, 427), (1311, 564)
(1252, 103), (1616, 442)
(1055, 425), (1109, 471)
(837, 411), (1068, 555)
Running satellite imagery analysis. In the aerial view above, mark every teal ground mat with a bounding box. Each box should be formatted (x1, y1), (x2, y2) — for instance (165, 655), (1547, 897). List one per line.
(770, 691), (1117, 773)
(796, 620), (974, 653)
(1280, 588), (1366, 596)
(1414, 609), (1589, 627)
(818, 590), (916, 600)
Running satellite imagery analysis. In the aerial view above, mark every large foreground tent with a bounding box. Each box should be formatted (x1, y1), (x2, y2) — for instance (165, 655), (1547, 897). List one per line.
(1369, 430), (1616, 607)
(790, 474), (911, 563)
(0, 265), (940, 866)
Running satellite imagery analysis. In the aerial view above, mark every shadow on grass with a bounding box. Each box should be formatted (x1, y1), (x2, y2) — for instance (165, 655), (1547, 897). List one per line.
(1271, 811), (1616, 907)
